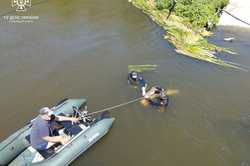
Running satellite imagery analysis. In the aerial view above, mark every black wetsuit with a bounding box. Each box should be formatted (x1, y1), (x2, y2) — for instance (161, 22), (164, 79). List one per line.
(148, 86), (169, 107)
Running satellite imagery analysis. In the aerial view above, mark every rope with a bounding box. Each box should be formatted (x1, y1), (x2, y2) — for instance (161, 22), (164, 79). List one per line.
(88, 97), (143, 116)
(220, 9), (250, 26)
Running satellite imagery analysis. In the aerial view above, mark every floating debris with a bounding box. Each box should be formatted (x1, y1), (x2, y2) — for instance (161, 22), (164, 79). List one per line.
(224, 37), (235, 42)
(128, 64), (158, 72)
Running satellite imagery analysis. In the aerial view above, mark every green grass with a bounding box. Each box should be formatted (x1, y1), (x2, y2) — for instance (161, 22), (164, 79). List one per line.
(129, 0), (239, 69)
(128, 64), (158, 72)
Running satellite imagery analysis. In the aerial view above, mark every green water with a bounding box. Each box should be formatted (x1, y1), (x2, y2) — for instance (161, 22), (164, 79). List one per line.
(0, 0), (250, 165)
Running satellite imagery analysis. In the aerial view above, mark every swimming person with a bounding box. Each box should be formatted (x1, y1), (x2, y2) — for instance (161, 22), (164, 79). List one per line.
(128, 71), (147, 96)
(30, 107), (79, 151)
(144, 86), (169, 107)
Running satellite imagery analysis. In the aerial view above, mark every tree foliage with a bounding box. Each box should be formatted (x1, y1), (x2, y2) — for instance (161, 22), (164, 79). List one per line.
(155, 0), (229, 27)
(129, 0), (241, 69)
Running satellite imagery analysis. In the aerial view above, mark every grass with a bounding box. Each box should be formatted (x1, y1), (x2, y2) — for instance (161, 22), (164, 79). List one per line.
(128, 64), (158, 72)
(129, 0), (240, 69)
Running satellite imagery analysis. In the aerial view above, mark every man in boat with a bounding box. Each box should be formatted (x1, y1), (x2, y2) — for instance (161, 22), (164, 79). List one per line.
(144, 86), (169, 107)
(30, 107), (79, 151)
(128, 71), (147, 96)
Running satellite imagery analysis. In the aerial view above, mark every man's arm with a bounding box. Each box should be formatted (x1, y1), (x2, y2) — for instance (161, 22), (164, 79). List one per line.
(43, 136), (63, 143)
(56, 116), (79, 123)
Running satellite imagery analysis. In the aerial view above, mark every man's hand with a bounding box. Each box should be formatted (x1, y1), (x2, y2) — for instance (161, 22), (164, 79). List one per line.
(60, 136), (70, 145)
(71, 117), (80, 123)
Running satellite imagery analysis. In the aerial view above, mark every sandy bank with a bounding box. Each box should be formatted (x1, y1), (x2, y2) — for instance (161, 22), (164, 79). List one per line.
(218, 0), (250, 28)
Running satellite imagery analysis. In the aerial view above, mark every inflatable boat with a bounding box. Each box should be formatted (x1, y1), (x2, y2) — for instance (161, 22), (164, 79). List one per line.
(0, 98), (115, 166)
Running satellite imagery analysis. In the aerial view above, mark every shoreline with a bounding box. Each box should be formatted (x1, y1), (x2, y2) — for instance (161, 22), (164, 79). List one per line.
(218, 0), (250, 28)
(129, 0), (240, 69)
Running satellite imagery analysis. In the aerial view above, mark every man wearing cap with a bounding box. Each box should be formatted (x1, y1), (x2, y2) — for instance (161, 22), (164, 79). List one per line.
(30, 107), (79, 151)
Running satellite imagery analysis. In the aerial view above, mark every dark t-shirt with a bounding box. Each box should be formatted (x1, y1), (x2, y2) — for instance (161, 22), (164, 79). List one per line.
(30, 116), (50, 150)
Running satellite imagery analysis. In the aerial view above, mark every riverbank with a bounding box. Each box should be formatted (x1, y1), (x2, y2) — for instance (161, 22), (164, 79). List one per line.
(128, 0), (239, 69)
(218, 0), (250, 28)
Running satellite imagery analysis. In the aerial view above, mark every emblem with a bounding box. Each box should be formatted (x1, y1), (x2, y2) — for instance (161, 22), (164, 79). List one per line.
(12, 0), (31, 12)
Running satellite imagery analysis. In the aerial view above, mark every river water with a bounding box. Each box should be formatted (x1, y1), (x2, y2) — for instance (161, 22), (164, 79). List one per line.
(0, 0), (250, 166)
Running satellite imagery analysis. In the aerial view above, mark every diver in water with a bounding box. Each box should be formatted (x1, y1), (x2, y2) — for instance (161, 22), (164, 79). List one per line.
(128, 71), (147, 96)
(144, 86), (169, 107)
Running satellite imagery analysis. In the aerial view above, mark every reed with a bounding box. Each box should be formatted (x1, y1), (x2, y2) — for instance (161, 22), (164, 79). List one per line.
(129, 0), (239, 69)
(128, 64), (158, 72)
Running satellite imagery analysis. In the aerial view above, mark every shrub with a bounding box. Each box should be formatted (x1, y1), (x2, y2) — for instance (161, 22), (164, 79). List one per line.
(154, 0), (229, 27)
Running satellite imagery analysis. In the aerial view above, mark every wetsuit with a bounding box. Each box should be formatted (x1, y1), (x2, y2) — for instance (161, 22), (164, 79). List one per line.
(128, 71), (147, 95)
(147, 86), (169, 107)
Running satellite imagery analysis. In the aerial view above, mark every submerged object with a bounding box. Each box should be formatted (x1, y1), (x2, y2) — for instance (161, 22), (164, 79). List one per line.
(147, 95), (169, 107)
(224, 37), (235, 42)
(144, 86), (169, 107)
(0, 98), (115, 166)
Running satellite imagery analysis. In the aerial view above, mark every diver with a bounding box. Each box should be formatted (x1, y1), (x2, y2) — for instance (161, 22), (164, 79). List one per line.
(144, 86), (169, 107)
(128, 71), (147, 96)
(30, 107), (79, 151)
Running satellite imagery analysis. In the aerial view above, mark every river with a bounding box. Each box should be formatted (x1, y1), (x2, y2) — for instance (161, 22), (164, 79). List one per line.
(0, 0), (250, 166)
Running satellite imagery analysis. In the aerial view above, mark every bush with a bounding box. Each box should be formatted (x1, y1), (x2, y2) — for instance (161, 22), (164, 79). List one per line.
(154, 0), (229, 27)
(155, 0), (170, 10)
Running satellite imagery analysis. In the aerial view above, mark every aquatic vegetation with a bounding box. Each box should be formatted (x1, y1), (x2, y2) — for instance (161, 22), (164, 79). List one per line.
(128, 0), (242, 69)
(128, 64), (158, 72)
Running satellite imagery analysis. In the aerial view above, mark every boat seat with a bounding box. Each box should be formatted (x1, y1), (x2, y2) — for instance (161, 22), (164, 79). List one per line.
(25, 135), (60, 159)
(37, 144), (58, 159)
(28, 146), (45, 162)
